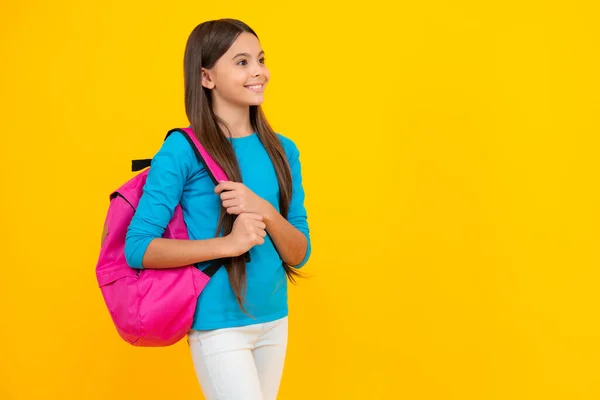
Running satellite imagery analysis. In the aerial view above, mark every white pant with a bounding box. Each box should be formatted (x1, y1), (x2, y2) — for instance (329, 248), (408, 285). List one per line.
(187, 316), (288, 400)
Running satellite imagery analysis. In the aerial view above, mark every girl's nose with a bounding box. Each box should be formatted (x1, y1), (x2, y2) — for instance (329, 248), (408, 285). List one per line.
(251, 61), (263, 77)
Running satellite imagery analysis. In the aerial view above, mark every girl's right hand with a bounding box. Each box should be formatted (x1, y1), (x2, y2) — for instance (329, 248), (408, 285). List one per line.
(226, 212), (267, 257)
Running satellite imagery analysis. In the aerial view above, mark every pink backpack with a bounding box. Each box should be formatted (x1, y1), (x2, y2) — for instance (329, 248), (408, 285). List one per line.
(96, 128), (228, 347)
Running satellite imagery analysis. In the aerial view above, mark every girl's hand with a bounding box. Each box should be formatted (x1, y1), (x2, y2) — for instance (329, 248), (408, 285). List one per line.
(225, 212), (267, 256)
(215, 181), (272, 217)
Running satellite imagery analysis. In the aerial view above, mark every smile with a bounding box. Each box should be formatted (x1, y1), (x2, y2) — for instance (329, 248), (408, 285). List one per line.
(245, 84), (265, 92)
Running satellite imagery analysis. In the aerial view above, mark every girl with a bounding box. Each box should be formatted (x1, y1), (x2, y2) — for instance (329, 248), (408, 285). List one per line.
(124, 19), (311, 400)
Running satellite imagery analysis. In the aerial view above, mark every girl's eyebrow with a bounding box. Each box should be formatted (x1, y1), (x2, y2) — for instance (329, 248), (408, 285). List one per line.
(232, 50), (265, 60)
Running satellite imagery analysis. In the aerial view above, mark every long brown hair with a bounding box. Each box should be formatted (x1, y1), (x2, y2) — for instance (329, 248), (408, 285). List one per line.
(183, 19), (301, 314)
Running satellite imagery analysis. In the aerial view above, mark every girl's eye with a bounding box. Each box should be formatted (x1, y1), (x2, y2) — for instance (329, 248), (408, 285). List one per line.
(259, 57), (265, 64)
(237, 59), (247, 66)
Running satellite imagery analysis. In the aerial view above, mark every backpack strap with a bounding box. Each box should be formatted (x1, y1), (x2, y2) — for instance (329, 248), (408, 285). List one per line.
(131, 128), (230, 183)
(131, 159), (152, 171)
(166, 128), (229, 185)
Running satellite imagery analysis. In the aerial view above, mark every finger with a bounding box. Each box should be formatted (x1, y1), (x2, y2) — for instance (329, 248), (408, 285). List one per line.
(252, 234), (265, 245)
(256, 228), (267, 238)
(220, 191), (237, 201)
(253, 221), (266, 230)
(222, 199), (238, 208)
(214, 181), (238, 194)
(226, 206), (242, 215)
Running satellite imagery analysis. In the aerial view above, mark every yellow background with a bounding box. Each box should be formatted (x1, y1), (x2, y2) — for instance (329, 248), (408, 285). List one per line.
(1, 1), (599, 399)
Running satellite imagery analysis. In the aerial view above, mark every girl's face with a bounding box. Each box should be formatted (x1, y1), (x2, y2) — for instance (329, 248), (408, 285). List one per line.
(202, 32), (270, 108)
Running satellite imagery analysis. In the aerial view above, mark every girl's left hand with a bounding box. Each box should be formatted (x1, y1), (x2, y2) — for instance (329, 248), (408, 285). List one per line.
(214, 181), (271, 217)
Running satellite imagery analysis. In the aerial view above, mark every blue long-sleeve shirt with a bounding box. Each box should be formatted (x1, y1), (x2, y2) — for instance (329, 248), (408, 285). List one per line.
(124, 130), (311, 330)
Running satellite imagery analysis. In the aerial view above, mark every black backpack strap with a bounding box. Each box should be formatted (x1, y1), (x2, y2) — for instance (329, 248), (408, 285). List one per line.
(131, 159), (152, 172)
(199, 259), (225, 278)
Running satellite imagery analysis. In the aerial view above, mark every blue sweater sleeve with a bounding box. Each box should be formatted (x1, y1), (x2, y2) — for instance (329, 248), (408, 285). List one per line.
(281, 136), (312, 268)
(124, 132), (196, 268)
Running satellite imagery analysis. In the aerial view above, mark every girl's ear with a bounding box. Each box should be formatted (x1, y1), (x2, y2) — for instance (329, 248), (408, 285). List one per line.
(201, 68), (215, 89)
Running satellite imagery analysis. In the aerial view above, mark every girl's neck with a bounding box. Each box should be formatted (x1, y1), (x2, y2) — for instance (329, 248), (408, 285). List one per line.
(212, 98), (253, 138)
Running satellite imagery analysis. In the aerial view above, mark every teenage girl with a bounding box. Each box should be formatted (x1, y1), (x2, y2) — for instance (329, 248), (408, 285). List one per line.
(124, 18), (311, 400)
